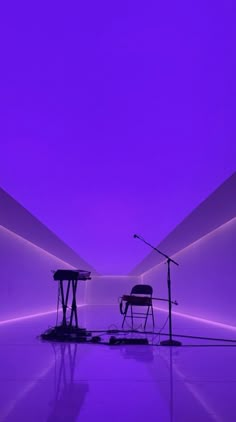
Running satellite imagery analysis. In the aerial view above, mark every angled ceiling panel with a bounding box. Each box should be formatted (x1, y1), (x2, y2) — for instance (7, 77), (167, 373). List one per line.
(130, 172), (236, 275)
(0, 187), (98, 273)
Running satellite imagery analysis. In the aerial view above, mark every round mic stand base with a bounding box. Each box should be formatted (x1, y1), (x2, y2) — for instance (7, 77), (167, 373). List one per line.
(160, 339), (182, 346)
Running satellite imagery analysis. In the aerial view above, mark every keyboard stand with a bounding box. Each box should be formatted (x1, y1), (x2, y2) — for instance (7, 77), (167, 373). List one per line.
(59, 279), (79, 328)
(41, 269), (92, 342)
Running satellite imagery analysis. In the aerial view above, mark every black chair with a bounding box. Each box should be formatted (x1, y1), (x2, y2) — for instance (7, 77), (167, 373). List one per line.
(121, 284), (155, 329)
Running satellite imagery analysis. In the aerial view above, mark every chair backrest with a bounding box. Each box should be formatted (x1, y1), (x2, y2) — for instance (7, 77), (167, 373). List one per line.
(131, 284), (153, 296)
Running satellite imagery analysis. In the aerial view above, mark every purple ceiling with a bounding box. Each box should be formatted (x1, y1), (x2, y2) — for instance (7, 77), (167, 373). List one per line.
(0, 2), (235, 274)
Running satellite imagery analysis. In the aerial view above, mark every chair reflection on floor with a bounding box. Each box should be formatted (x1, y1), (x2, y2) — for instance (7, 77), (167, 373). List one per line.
(121, 284), (155, 330)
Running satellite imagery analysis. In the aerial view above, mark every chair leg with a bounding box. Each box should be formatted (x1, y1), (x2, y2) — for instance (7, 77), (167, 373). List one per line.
(151, 306), (155, 328)
(144, 305), (155, 330)
(122, 314), (126, 328)
(122, 303), (130, 328)
(144, 305), (150, 330)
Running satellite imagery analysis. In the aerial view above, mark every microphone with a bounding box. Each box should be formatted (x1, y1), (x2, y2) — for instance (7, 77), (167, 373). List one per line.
(133, 234), (138, 238)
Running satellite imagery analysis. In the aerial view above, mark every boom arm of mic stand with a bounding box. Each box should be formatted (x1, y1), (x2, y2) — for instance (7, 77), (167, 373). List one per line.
(133, 235), (179, 266)
(153, 297), (178, 306)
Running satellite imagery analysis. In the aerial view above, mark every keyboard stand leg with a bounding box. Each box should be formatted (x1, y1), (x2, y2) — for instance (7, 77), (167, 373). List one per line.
(60, 280), (67, 327)
(70, 280), (78, 328)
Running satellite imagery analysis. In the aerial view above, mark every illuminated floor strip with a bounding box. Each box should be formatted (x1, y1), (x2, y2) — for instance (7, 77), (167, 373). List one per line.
(0, 306), (85, 326)
(153, 306), (236, 331)
(2, 304), (235, 332)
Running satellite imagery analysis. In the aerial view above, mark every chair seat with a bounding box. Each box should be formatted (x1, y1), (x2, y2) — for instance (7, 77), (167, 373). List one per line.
(122, 295), (152, 306)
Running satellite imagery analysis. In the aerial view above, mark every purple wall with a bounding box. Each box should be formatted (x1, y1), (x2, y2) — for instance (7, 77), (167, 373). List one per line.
(86, 276), (140, 306)
(0, 225), (86, 321)
(136, 174), (236, 326)
(142, 218), (236, 326)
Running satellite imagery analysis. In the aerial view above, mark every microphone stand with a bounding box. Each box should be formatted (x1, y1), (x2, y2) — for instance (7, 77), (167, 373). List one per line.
(134, 234), (181, 346)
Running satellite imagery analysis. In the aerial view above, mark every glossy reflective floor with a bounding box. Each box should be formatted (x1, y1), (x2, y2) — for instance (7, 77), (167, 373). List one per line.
(1, 305), (236, 422)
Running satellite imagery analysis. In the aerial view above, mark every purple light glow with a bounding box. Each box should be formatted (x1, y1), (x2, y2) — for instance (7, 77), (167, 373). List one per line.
(0, 306), (84, 326)
(141, 217), (236, 277)
(1, 359), (56, 421)
(132, 172), (236, 275)
(143, 217), (236, 326)
(0, 224), (87, 320)
(0, 2), (235, 274)
(159, 351), (223, 422)
(0, 310), (60, 326)
(154, 307), (236, 332)
(0, 2), (235, 333)
(0, 4), (236, 419)
(0, 188), (96, 272)
(0, 225), (77, 267)
(2, 309), (236, 422)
